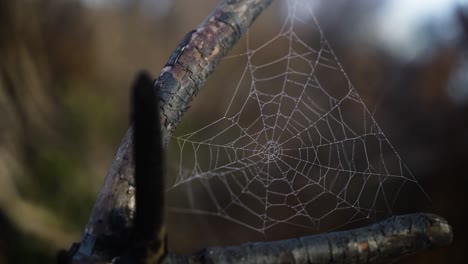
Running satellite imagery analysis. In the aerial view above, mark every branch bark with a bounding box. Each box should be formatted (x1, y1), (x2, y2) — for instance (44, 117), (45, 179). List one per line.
(69, 0), (273, 262)
(163, 213), (452, 264)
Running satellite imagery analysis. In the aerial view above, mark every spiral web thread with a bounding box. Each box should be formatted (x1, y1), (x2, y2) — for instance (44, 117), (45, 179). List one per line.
(167, 0), (426, 234)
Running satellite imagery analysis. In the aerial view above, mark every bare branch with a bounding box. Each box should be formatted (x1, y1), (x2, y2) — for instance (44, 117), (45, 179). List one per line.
(69, 0), (273, 262)
(163, 213), (452, 264)
(157, 0), (274, 145)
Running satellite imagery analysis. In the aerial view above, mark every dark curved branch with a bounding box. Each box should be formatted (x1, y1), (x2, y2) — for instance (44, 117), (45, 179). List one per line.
(68, 0), (273, 262)
(156, 0), (274, 146)
(163, 213), (452, 264)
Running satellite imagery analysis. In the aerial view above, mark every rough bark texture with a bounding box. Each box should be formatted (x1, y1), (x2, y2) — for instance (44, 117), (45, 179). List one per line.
(70, 0), (273, 262)
(157, 0), (275, 145)
(163, 213), (452, 264)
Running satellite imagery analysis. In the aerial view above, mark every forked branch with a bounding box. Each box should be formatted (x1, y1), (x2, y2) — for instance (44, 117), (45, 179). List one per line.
(68, 0), (273, 262)
(66, 0), (452, 263)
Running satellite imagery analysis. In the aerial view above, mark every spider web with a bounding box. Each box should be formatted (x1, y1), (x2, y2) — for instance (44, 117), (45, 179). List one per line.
(167, 0), (427, 234)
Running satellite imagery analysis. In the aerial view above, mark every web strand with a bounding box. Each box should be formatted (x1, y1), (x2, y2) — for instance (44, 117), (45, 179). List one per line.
(168, 0), (428, 235)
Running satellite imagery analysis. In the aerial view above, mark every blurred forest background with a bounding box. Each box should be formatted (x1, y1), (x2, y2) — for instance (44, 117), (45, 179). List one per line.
(0, 0), (467, 263)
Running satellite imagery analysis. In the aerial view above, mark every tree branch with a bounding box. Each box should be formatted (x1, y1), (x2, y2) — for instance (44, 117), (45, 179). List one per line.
(156, 0), (274, 146)
(163, 213), (452, 264)
(68, 0), (273, 262)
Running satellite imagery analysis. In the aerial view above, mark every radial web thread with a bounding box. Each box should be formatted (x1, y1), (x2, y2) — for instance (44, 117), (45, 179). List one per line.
(167, 0), (427, 234)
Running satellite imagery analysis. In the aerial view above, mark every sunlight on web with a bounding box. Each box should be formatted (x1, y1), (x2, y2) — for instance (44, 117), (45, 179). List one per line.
(167, 0), (428, 234)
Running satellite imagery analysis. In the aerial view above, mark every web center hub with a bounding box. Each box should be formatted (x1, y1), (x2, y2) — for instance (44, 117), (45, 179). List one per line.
(260, 141), (282, 162)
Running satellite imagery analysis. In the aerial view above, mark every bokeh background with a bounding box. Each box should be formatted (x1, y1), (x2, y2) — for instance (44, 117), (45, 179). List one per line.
(0, 0), (467, 263)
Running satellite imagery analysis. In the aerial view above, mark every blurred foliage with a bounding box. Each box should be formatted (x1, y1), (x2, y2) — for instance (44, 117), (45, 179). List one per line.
(0, 211), (54, 263)
(0, 0), (467, 263)
(0, 0), (218, 262)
